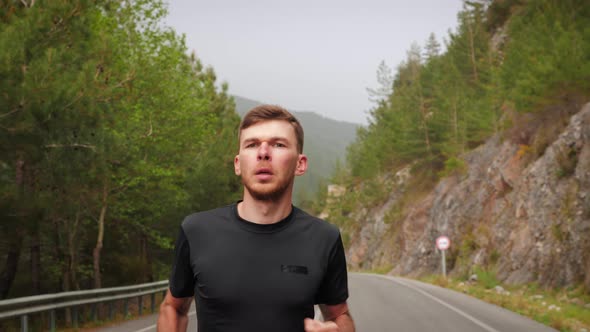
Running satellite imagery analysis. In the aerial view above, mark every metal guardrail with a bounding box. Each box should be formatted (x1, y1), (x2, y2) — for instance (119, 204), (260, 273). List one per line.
(0, 280), (169, 331)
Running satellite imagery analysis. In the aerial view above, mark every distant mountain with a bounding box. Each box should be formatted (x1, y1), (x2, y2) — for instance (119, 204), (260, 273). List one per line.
(232, 95), (359, 203)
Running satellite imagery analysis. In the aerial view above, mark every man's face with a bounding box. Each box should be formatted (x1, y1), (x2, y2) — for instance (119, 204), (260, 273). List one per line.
(234, 120), (307, 201)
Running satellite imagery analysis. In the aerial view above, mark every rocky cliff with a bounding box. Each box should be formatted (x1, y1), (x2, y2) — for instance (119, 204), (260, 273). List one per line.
(340, 102), (590, 288)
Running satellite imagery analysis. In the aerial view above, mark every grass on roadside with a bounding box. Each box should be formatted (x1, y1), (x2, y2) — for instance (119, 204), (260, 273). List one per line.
(419, 270), (590, 332)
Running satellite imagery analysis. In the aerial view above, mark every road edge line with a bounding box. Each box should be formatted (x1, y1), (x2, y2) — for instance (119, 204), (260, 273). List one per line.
(368, 273), (501, 332)
(133, 311), (197, 332)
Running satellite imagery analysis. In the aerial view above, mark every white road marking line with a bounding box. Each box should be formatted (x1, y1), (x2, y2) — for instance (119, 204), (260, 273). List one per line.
(133, 311), (197, 332)
(367, 274), (502, 332)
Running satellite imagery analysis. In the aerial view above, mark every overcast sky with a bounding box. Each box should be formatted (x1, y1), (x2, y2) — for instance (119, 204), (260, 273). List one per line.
(164, 0), (464, 125)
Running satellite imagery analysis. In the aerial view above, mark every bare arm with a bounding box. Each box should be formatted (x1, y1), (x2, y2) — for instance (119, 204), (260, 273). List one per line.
(304, 302), (355, 332)
(157, 288), (193, 332)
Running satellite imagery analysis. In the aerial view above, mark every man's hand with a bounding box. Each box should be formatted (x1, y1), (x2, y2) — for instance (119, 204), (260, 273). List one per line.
(304, 318), (340, 332)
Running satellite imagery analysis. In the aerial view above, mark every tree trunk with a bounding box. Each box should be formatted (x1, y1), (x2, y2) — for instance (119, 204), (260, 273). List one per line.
(452, 96), (458, 148)
(62, 253), (72, 326)
(0, 231), (23, 299)
(140, 235), (146, 282)
(140, 234), (153, 283)
(467, 19), (479, 83)
(30, 229), (41, 294)
(146, 236), (154, 282)
(419, 94), (433, 159)
(93, 182), (108, 289)
(53, 218), (72, 325)
(451, 92), (464, 154)
(69, 211), (80, 291)
(62, 211), (83, 325)
(0, 159), (27, 299)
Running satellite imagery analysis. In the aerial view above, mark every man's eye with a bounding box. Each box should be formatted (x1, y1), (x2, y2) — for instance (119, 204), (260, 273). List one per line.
(245, 143), (257, 148)
(274, 143), (286, 148)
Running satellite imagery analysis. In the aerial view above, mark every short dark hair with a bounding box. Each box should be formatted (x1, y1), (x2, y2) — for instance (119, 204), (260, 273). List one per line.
(239, 105), (304, 153)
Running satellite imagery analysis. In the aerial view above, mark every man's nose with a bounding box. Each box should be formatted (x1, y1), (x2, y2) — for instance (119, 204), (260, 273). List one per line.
(257, 142), (271, 161)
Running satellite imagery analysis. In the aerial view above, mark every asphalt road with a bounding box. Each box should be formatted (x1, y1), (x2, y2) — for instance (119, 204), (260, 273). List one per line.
(96, 273), (556, 332)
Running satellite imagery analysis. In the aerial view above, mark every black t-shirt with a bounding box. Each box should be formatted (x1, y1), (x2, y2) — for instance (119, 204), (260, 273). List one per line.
(169, 203), (349, 332)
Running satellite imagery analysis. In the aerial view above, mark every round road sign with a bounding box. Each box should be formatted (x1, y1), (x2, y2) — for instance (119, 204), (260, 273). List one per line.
(436, 236), (450, 251)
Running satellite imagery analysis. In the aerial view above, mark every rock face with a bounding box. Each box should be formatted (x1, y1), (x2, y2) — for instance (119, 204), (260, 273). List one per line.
(345, 103), (590, 288)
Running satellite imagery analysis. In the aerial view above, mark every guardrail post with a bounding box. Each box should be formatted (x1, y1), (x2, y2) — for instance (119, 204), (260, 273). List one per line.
(91, 303), (97, 322)
(73, 306), (78, 329)
(21, 315), (28, 332)
(108, 301), (114, 320)
(124, 299), (129, 317)
(151, 293), (156, 313)
(138, 295), (143, 316)
(49, 309), (56, 332)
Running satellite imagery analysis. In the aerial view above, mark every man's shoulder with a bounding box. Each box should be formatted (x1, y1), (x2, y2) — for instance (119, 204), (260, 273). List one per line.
(181, 203), (235, 229)
(294, 207), (340, 237)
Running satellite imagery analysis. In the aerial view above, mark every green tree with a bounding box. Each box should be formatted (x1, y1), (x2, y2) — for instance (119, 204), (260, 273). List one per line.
(0, 0), (241, 298)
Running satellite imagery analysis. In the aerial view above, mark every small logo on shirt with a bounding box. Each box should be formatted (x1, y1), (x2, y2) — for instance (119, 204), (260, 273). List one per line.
(281, 264), (308, 275)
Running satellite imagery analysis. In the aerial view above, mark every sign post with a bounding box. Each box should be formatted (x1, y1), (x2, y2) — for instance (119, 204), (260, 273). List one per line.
(435, 236), (450, 278)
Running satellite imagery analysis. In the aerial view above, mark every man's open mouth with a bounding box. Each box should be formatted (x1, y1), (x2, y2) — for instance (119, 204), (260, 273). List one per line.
(256, 168), (272, 175)
(256, 168), (273, 175)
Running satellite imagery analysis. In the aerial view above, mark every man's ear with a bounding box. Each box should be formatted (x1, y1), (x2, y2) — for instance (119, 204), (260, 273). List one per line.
(234, 155), (241, 176)
(295, 154), (308, 176)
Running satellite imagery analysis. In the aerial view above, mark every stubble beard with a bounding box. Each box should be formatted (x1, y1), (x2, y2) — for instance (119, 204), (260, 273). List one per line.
(242, 175), (294, 202)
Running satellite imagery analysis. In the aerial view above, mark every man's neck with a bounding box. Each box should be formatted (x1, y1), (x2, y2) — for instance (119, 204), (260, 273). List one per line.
(237, 193), (293, 225)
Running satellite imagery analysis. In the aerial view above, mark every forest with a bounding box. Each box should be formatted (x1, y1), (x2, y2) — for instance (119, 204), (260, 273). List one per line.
(0, 0), (241, 299)
(315, 0), (590, 218)
(345, 0), (589, 181)
(312, 3), (590, 330)
(2, 0), (590, 303)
